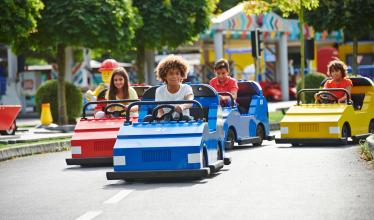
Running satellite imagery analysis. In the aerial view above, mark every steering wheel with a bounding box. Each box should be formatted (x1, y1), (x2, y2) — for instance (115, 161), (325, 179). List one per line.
(104, 103), (127, 117)
(151, 104), (183, 122)
(316, 92), (339, 104)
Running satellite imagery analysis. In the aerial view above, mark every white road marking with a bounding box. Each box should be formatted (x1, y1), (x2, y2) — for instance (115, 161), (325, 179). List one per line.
(75, 211), (102, 220)
(103, 190), (133, 204)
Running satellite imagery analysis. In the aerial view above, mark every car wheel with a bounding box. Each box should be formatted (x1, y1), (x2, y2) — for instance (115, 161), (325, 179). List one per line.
(369, 120), (374, 134)
(253, 124), (264, 147)
(342, 123), (350, 144)
(0, 121), (16, 135)
(217, 144), (223, 161)
(202, 149), (208, 168)
(225, 128), (235, 150)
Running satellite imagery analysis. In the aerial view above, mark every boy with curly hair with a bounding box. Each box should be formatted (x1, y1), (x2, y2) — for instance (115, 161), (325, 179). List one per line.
(155, 54), (194, 120)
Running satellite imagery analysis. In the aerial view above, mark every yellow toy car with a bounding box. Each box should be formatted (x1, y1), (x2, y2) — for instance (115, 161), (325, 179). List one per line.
(276, 77), (374, 145)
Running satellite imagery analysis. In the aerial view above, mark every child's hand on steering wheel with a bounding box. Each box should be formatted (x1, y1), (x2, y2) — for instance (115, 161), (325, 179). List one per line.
(175, 105), (184, 113)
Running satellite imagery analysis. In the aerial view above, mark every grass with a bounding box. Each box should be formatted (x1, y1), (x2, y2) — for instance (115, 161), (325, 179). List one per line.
(0, 137), (71, 149)
(17, 125), (37, 128)
(359, 139), (373, 161)
(269, 111), (284, 124)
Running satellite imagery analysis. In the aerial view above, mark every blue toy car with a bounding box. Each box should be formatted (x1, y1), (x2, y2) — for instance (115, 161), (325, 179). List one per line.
(220, 81), (274, 149)
(106, 84), (231, 181)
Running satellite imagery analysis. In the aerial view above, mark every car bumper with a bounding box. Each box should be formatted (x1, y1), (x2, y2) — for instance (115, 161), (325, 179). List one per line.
(65, 157), (112, 166)
(275, 138), (348, 145)
(106, 168), (211, 181)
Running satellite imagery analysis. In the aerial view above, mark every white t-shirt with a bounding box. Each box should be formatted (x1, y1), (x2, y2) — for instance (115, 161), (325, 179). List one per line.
(155, 84), (194, 116)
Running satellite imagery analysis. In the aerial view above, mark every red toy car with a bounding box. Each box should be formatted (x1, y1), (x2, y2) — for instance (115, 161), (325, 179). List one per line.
(0, 105), (21, 135)
(259, 81), (296, 101)
(65, 99), (138, 166)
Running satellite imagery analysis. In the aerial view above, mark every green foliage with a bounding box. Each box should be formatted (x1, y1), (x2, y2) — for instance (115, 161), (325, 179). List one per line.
(243, 0), (319, 17)
(133, 0), (217, 49)
(269, 111), (284, 123)
(305, 0), (374, 38)
(360, 140), (373, 161)
(296, 72), (326, 103)
(0, 0), (44, 45)
(35, 80), (82, 124)
(15, 0), (140, 54)
(215, 0), (243, 14)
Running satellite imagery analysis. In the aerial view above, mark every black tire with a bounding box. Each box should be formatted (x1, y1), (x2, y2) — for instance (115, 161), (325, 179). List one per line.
(226, 128), (235, 150)
(369, 120), (374, 134)
(0, 121), (16, 135)
(202, 149), (208, 168)
(253, 124), (264, 147)
(291, 143), (300, 147)
(342, 123), (350, 144)
(217, 144), (223, 161)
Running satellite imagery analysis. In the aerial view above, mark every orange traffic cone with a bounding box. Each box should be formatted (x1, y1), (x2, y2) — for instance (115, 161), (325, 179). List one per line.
(40, 103), (53, 126)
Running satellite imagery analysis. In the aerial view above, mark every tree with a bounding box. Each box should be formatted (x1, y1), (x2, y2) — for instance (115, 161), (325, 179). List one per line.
(0, 0), (44, 45)
(215, 0), (243, 14)
(15, 0), (139, 125)
(304, 0), (374, 74)
(243, 0), (319, 90)
(132, 0), (217, 83)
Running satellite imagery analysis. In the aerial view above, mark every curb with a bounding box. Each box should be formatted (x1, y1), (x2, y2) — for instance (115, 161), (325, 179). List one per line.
(0, 134), (72, 145)
(367, 135), (374, 154)
(0, 140), (70, 162)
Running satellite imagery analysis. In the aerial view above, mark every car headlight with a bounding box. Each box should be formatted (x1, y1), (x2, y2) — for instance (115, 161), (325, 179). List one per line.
(329, 126), (340, 134)
(113, 156), (126, 166)
(71, 146), (81, 155)
(187, 153), (200, 164)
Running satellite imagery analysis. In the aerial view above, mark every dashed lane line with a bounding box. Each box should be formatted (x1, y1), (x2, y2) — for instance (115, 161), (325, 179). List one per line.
(103, 189), (134, 204)
(75, 210), (103, 220)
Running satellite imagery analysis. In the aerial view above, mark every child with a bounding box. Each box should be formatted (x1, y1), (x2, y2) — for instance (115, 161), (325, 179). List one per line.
(95, 67), (138, 118)
(315, 59), (352, 103)
(155, 54), (194, 121)
(209, 59), (238, 105)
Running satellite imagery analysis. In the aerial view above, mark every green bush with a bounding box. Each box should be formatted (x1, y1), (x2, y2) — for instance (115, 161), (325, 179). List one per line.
(296, 72), (327, 103)
(35, 80), (82, 123)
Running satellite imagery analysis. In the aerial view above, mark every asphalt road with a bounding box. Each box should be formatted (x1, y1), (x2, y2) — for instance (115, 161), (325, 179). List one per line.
(1, 133), (374, 220)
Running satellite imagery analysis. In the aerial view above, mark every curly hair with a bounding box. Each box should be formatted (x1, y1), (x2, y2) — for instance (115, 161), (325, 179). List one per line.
(327, 59), (348, 78)
(108, 67), (130, 100)
(156, 55), (189, 82)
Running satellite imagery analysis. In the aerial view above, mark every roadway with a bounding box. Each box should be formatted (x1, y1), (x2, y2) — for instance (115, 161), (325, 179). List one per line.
(1, 132), (373, 220)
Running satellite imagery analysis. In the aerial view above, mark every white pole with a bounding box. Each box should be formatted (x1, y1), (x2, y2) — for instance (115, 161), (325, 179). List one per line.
(82, 48), (90, 88)
(280, 33), (289, 101)
(214, 31), (224, 61)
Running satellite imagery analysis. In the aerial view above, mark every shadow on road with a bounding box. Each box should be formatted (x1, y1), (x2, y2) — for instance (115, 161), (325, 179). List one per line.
(102, 171), (226, 189)
(276, 143), (357, 149)
(63, 166), (111, 172)
(226, 141), (272, 152)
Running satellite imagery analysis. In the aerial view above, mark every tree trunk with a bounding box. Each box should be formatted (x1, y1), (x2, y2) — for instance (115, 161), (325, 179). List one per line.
(56, 43), (68, 125)
(136, 44), (145, 83)
(352, 36), (358, 75)
(145, 49), (157, 85)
